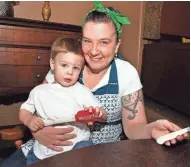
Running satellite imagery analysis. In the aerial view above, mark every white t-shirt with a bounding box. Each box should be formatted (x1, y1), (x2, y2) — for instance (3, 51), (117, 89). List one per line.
(21, 82), (100, 159)
(46, 58), (143, 96)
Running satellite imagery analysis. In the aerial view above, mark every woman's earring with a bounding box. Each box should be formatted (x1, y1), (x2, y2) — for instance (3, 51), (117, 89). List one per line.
(50, 69), (54, 74)
(115, 53), (118, 57)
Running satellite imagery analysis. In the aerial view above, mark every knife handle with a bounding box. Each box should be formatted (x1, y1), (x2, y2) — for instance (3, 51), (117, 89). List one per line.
(156, 127), (190, 145)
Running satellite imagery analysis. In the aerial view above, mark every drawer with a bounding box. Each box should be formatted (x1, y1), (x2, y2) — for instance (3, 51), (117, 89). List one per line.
(0, 47), (50, 65)
(0, 65), (49, 87)
(0, 25), (81, 47)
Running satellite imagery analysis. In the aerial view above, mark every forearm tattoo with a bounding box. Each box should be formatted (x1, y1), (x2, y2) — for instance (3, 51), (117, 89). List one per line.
(121, 90), (143, 120)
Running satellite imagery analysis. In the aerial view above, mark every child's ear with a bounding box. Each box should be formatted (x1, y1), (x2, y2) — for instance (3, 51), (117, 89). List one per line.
(50, 59), (54, 71)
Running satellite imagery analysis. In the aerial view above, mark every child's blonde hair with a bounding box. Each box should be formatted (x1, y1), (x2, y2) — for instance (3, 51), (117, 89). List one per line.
(51, 37), (83, 60)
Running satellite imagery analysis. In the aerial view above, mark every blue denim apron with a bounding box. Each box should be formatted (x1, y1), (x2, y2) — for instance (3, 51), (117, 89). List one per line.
(79, 60), (122, 144)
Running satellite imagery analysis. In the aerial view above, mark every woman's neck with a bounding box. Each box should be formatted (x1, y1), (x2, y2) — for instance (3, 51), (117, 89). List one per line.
(83, 66), (109, 89)
(84, 66), (108, 76)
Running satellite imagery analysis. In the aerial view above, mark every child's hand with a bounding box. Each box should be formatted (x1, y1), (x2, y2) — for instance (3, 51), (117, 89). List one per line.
(27, 116), (44, 132)
(86, 106), (107, 126)
(95, 106), (107, 121)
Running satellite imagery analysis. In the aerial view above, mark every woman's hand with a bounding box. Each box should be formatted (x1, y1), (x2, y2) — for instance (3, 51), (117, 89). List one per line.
(151, 119), (189, 146)
(32, 126), (77, 152)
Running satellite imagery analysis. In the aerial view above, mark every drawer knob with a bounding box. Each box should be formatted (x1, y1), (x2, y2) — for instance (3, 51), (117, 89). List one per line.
(36, 74), (41, 78)
(37, 55), (41, 60)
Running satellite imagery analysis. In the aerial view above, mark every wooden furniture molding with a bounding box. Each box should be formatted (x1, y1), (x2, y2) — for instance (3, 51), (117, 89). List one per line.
(0, 16), (81, 32)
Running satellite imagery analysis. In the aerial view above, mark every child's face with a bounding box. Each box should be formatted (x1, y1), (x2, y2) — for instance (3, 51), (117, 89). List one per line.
(50, 52), (84, 87)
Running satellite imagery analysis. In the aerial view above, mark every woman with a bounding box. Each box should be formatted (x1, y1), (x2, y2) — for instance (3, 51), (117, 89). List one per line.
(1, 2), (188, 167)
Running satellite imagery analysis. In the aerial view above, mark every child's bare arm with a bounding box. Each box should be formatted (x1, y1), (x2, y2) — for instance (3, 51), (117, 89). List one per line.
(19, 109), (44, 132)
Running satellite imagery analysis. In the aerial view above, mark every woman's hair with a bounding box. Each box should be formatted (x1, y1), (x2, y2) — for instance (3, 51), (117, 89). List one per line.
(83, 7), (121, 39)
(51, 38), (83, 60)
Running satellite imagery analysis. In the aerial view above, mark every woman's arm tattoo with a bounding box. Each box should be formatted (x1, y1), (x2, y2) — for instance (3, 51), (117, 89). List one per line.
(121, 90), (143, 120)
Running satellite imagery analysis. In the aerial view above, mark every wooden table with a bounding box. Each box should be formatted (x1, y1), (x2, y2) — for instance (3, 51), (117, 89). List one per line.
(29, 139), (189, 167)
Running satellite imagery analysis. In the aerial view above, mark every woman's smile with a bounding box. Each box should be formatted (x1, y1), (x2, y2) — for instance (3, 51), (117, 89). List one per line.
(91, 57), (103, 62)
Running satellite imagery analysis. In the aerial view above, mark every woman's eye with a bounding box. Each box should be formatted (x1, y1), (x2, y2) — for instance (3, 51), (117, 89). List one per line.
(62, 64), (67, 68)
(82, 39), (91, 43)
(100, 41), (109, 45)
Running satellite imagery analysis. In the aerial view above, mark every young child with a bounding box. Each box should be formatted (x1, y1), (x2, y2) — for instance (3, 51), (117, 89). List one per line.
(19, 38), (107, 166)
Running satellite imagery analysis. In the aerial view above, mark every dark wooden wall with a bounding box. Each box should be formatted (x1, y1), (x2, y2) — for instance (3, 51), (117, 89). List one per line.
(160, 1), (190, 37)
(141, 43), (190, 116)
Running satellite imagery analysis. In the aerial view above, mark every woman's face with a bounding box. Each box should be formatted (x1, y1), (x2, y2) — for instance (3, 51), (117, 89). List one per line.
(82, 21), (121, 73)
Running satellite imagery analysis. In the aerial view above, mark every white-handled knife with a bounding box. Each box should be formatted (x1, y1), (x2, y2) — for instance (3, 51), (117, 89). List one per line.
(43, 109), (100, 126)
(157, 127), (190, 145)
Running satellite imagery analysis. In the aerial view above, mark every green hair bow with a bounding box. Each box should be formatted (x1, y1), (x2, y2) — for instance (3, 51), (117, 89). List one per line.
(82, 1), (131, 37)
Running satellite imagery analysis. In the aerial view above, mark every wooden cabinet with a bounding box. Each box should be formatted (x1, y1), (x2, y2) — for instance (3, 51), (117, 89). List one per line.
(141, 43), (190, 116)
(0, 17), (81, 96)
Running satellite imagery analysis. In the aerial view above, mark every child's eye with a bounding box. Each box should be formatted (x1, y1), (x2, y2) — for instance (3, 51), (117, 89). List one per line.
(73, 66), (80, 71)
